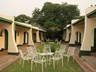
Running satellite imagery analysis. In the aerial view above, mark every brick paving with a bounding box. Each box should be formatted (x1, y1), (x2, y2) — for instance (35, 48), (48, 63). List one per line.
(73, 46), (96, 72)
(0, 45), (29, 71)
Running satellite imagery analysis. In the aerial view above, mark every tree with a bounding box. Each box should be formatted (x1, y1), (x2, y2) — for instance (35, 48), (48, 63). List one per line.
(41, 2), (61, 25)
(60, 3), (80, 24)
(32, 2), (80, 40)
(32, 2), (80, 25)
(14, 2), (80, 40)
(32, 8), (41, 22)
(44, 21), (61, 39)
(15, 14), (32, 24)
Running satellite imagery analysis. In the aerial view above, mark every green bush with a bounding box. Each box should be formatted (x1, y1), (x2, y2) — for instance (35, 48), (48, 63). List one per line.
(50, 43), (60, 52)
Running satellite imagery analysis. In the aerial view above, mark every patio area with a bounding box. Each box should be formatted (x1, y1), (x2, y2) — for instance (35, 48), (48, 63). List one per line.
(0, 43), (96, 72)
(74, 46), (96, 72)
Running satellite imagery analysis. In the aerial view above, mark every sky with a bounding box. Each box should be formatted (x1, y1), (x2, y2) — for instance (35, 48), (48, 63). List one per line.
(0, 0), (96, 17)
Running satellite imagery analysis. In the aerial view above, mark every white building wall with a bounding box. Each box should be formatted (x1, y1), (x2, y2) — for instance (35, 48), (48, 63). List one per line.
(81, 6), (96, 51)
(0, 30), (5, 49)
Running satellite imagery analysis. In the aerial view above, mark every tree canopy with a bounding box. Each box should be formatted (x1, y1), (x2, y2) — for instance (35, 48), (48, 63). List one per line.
(32, 2), (80, 25)
(15, 14), (32, 24)
(15, 2), (80, 40)
(32, 2), (80, 40)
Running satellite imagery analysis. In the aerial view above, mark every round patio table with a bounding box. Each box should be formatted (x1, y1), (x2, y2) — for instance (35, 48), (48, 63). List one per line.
(39, 52), (54, 65)
(39, 52), (54, 56)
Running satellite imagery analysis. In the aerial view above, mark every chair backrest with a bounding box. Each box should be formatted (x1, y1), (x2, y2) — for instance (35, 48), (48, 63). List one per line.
(43, 44), (51, 53)
(67, 47), (75, 56)
(32, 54), (46, 62)
(60, 45), (66, 49)
(55, 38), (58, 42)
(44, 44), (51, 48)
(27, 46), (38, 54)
(60, 45), (66, 51)
(27, 47), (32, 53)
(59, 40), (61, 44)
(19, 49), (24, 58)
(56, 45), (66, 55)
(54, 52), (63, 59)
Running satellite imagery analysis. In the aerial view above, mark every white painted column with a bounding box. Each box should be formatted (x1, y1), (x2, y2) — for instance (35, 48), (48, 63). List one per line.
(41, 32), (44, 41)
(65, 29), (70, 42)
(36, 30), (40, 42)
(20, 32), (24, 45)
(16, 31), (20, 45)
(63, 30), (66, 40)
(0, 30), (5, 49)
(81, 16), (95, 51)
(81, 31), (84, 44)
(69, 25), (76, 45)
(78, 32), (79, 43)
(27, 29), (34, 45)
(25, 32), (27, 44)
(8, 21), (18, 53)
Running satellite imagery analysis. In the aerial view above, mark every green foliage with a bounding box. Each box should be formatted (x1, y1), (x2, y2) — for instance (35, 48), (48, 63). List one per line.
(14, 2), (80, 40)
(15, 14), (32, 24)
(32, 2), (80, 40)
(32, 2), (80, 25)
(32, 8), (42, 23)
(50, 43), (60, 52)
(41, 2), (61, 24)
(44, 21), (60, 32)
(60, 3), (80, 24)
(44, 21), (63, 39)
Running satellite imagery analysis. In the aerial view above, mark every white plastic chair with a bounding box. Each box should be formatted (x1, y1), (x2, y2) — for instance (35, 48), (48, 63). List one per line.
(27, 46), (40, 56)
(31, 54), (47, 72)
(50, 52), (63, 69)
(56, 45), (66, 56)
(63, 47), (75, 63)
(19, 49), (31, 68)
(26, 46), (33, 56)
(57, 40), (61, 45)
(43, 44), (51, 53)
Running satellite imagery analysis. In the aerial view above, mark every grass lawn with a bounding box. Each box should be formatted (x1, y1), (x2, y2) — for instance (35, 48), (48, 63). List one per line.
(1, 43), (83, 72)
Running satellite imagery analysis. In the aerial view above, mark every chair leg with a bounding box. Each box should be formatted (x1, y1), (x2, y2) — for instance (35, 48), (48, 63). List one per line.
(19, 58), (22, 65)
(62, 57), (63, 67)
(42, 62), (43, 72)
(53, 60), (55, 69)
(22, 60), (24, 68)
(56, 60), (59, 64)
(67, 56), (70, 63)
(36, 63), (37, 67)
(49, 58), (51, 65)
(31, 61), (33, 71)
(28, 60), (30, 63)
(45, 62), (47, 68)
(73, 56), (74, 62)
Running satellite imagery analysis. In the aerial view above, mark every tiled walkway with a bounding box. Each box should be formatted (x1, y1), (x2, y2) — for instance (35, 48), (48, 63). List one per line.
(0, 43), (96, 72)
(0, 46), (26, 71)
(74, 46), (96, 72)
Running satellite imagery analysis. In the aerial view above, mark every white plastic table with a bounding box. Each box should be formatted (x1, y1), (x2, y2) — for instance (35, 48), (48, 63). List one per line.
(39, 52), (54, 64)
(39, 52), (54, 56)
